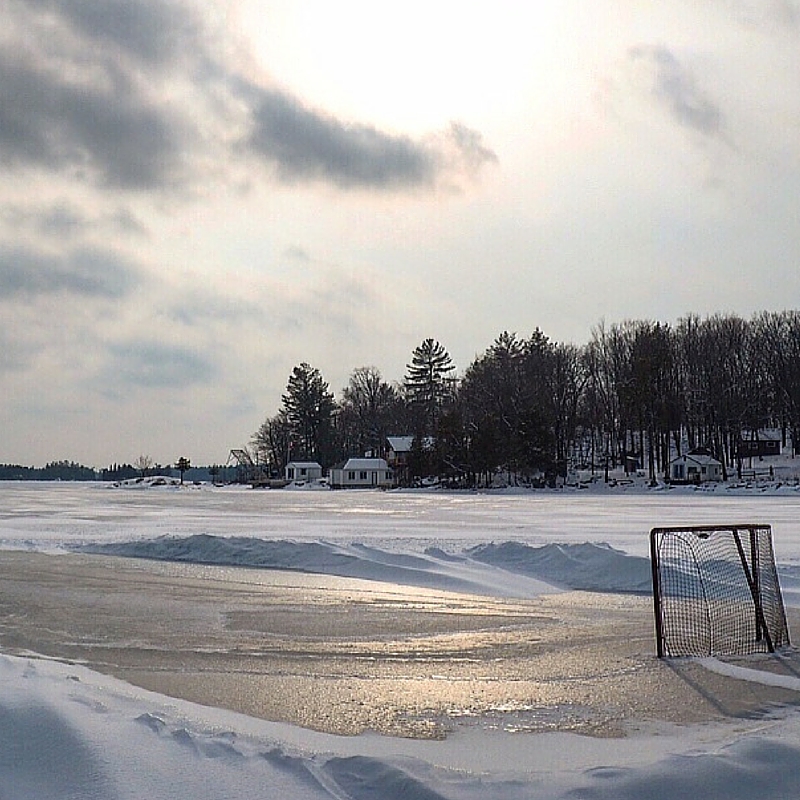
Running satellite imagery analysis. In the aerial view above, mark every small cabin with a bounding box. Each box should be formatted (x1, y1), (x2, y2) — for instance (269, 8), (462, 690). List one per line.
(328, 458), (394, 489)
(284, 461), (323, 482)
(738, 439), (781, 458)
(669, 452), (723, 484)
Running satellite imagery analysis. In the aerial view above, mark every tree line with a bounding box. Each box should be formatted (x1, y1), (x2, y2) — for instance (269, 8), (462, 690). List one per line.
(0, 461), (97, 481)
(0, 461), (239, 483)
(252, 311), (800, 487)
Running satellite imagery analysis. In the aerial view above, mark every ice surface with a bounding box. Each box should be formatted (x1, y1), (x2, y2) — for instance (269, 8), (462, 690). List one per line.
(3, 481), (800, 799)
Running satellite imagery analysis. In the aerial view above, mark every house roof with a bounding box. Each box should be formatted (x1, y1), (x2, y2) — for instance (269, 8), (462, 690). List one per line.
(671, 453), (722, 467)
(387, 436), (433, 452)
(339, 458), (389, 470)
(286, 461), (322, 469)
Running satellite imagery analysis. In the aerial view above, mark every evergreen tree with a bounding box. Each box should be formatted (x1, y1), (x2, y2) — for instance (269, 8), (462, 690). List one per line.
(404, 339), (455, 433)
(281, 362), (336, 464)
(175, 457), (190, 484)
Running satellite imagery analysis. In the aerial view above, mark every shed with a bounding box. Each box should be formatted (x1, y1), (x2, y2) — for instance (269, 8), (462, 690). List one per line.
(285, 461), (323, 482)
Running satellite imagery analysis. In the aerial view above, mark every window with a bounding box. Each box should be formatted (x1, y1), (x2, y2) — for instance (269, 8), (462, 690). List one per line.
(300, 468), (307, 476)
(348, 471), (355, 480)
(359, 471), (367, 480)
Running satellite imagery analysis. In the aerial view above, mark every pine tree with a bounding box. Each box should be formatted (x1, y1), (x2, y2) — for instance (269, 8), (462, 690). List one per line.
(404, 339), (455, 433)
(281, 363), (336, 463)
(175, 457), (190, 484)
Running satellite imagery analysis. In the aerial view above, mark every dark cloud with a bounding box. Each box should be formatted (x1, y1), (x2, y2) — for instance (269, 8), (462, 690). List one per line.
(24, 0), (202, 66)
(1, 0), (495, 195)
(242, 84), (497, 190)
(629, 45), (724, 138)
(0, 47), (187, 189)
(105, 341), (215, 388)
(0, 245), (141, 299)
(246, 87), (437, 189)
(1, 203), (147, 239)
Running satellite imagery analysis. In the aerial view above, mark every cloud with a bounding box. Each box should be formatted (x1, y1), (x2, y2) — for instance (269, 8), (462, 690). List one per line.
(0, 46), (188, 190)
(242, 84), (497, 191)
(629, 45), (725, 138)
(1, 203), (147, 239)
(283, 245), (312, 263)
(719, 0), (800, 30)
(0, 245), (141, 299)
(165, 290), (266, 327)
(1, 0), (496, 197)
(444, 122), (500, 174)
(245, 87), (432, 189)
(24, 0), (203, 67)
(104, 341), (215, 389)
(0, 329), (39, 373)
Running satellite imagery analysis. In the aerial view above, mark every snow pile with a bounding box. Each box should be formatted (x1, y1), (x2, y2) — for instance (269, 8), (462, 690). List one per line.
(76, 536), (653, 595)
(467, 541), (653, 593)
(108, 476), (191, 489)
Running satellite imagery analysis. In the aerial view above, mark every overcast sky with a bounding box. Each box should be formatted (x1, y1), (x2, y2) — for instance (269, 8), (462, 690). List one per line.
(2, 0), (799, 467)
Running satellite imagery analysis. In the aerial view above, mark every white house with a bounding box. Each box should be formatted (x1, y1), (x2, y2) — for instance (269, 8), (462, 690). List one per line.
(328, 458), (393, 489)
(669, 452), (723, 483)
(284, 461), (323, 482)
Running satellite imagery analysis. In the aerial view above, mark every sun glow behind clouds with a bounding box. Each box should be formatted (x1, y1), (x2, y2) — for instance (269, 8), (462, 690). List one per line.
(234, 1), (590, 131)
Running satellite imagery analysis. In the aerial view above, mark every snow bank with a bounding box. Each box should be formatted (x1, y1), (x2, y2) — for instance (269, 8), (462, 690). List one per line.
(108, 476), (188, 489)
(467, 541), (653, 593)
(697, 657), (800, 692)
(76, 536), (653, 596)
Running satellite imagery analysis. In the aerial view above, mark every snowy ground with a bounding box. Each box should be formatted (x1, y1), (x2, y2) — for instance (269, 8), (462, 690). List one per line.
(4, 480), (800, 798)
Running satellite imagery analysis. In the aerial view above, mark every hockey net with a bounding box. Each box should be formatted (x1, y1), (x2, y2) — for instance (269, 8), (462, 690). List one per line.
(650, 524), (790, 658)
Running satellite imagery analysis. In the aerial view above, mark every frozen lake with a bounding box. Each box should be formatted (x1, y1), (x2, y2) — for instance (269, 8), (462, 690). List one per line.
(5, 481), (800, 799)
(4, 481), (800, 562)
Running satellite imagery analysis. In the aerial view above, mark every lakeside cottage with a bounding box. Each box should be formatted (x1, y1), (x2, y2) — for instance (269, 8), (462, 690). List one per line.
(669, 450), (723, 484)
(328, 458), (394, 489)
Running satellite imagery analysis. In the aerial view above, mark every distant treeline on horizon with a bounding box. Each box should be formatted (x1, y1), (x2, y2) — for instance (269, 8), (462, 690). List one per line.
(0, 462), (238, 482)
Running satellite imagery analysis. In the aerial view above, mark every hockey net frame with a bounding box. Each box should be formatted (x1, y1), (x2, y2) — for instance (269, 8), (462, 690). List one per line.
(650, 524), (790, 658)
